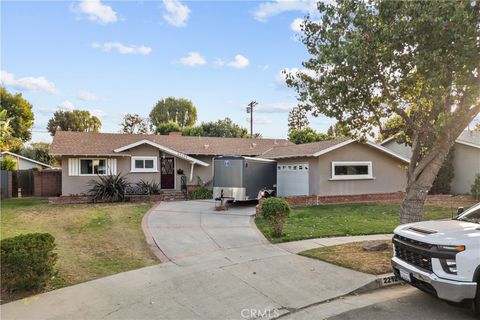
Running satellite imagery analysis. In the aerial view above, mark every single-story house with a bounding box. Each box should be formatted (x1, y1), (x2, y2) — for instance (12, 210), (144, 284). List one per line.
(0, 151), (53, 170)
(261, 138), (409, 197)
(380, 130), (480, 194)
(51, 131), (409, 199)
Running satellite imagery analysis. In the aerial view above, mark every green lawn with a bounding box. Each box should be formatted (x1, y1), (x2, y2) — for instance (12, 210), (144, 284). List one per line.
(255, 203), (459, 243)
(299, 241), (393, 275)
(1, 199), (158, 295)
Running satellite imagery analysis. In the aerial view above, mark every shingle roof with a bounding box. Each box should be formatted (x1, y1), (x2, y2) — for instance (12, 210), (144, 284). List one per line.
(261, 138), (351, 158)
(456, 130), (480, 148)
(50, 131), (293, 156)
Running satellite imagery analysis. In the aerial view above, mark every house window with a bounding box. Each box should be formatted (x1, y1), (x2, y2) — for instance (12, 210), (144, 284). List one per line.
(331, 161), (373, 180)
(80, 159), (106, 175)
(131, 156), (158, 172)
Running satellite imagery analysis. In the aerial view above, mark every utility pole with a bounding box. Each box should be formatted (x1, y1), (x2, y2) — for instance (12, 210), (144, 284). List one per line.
(246, 101), (258, 137)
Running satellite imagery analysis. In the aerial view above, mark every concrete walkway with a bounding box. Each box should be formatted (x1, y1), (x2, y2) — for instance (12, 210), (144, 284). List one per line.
(2, 201), (379, 320)
(277, 234), (393, 254)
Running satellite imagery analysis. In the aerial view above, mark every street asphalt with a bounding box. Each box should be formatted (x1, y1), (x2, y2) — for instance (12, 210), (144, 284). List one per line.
(327, 287), (477, 320)
(282, 285), (477, 320)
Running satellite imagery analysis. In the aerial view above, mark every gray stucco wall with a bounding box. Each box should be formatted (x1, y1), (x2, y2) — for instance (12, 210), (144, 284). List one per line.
(18, 158), (43, 170)
(316, 142), (407, 196)
(60, 145), (214, 195)
(451, 144), (480, 194)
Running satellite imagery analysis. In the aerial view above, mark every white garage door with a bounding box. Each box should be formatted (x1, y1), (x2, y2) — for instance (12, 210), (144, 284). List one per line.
(277, 163), (309, 196)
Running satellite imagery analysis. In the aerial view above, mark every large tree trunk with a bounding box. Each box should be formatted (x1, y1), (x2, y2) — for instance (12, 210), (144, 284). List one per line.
(399, 107), (480, 224)
(400, 145), (450, 224)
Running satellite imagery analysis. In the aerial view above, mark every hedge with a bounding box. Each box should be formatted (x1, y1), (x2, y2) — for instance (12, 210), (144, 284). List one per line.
(1, 233), (57, 291)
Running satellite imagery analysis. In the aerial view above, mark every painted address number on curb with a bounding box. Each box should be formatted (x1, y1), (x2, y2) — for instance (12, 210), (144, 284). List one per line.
(382, 275), (400, 286)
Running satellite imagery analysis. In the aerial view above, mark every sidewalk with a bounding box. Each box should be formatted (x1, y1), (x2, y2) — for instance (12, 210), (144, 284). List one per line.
(276, 234), (393, 254)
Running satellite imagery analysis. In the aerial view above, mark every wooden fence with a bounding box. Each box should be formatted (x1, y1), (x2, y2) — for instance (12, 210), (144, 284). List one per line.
(0, 169), (61, 199)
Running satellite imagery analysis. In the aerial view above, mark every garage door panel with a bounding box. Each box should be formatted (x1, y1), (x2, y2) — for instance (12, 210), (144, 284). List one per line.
(277, 163), (309, 196)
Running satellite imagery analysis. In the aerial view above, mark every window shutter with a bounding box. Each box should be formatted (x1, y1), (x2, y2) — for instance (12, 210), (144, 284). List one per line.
(106, 158), (117, 175)
(68, 158), (79, 176)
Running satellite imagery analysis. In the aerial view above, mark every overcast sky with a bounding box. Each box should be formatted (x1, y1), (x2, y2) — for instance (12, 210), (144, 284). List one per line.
(1, 0), (340, 143)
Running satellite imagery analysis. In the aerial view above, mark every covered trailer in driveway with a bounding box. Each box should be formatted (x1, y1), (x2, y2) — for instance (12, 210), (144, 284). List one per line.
(213, 156), (277, 201)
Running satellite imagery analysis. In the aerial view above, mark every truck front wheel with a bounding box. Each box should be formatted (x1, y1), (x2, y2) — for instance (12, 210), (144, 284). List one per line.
(474, 280), (480, 315)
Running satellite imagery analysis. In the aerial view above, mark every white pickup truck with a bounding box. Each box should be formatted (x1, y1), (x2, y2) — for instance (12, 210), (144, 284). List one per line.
(391, 202), (480, 313)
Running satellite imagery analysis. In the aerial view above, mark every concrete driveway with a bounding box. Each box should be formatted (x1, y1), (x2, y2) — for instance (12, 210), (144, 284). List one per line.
(2, 200), (377, 320)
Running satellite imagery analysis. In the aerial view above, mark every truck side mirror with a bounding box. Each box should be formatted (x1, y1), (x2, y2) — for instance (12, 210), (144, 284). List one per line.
(457, 207), (464, 215)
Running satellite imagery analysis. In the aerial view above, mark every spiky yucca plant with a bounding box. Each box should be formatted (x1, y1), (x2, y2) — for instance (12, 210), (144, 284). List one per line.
(137, 180), (161, 195)
(88, 174), (130, 202)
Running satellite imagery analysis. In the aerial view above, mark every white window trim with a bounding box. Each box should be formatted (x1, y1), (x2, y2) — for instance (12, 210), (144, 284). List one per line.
(131, 156), (158, 173)
(330, 161), (374, 180)
(79, 158), (108, 176)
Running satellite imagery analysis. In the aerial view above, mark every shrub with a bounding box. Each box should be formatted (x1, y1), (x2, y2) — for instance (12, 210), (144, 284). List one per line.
(471, 174), (480, 200)
(136, 180), (161, 195)
(430, 150), (454, 194)
(0, 155), (16, 171)
(88, 174), (130, 202)
(189, 186), (213, 200)
(261, 197), (291, 237)
(1, 233), (57, 292)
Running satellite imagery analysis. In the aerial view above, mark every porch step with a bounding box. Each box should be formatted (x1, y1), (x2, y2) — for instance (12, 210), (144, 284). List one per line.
(161, 191), (187, 201)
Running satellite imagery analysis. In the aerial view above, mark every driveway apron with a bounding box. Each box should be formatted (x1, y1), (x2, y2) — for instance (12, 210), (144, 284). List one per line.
(2, 200), (376, 320)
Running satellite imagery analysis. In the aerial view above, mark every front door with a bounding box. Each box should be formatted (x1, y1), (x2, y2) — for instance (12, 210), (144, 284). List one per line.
(160, 158), (175, 189)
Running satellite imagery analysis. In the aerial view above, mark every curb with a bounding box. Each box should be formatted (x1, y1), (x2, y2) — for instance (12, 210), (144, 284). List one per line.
(352, 273), (402, 294)
(249, 216), (272, 245)
(273, 274), (403, 319)
(141, 201), (171, 263)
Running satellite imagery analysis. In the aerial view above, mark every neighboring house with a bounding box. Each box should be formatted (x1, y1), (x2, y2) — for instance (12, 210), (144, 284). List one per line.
(381, 131), (480, 194)
(262, 138), (409, 197)
(0, 151), (53, 170)
(51, 131), (409, 198)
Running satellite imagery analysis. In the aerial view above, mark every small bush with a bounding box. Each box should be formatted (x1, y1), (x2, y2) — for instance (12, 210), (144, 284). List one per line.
(471, 174), (480, 200)
(1, 233), (57, 292)
(88, 174), (130, 202)
(0, 155), (16, 171)
(261, 197), (291, 237)
(189, 186), (213, 200)
(136, 180), (161, 195)
(430, 150), (455, 194)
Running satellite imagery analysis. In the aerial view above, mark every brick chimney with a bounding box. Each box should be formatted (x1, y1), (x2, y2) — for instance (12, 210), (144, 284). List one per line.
(169, 131), (182, 136)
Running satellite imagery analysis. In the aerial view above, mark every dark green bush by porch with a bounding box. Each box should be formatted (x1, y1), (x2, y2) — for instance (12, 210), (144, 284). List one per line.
(261, 197), (291, 237)
(1, 233), (57, 291)
(189, 186), (212, 200)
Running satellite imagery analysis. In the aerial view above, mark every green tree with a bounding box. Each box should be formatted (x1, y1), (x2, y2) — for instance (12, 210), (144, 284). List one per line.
(155, 121), (182, 135)
(20, 142), (58, 167)
(0, 155), (16, 171)
(184, 118), (249, 138)
(149, 97), (197, 131)
(0, 109), (22, 151)
(288, 0), (480, 223)
(327, 122), (350, 138)
(47, 110), (101, 136)
(0, 87), (34, 143)
(288, 107), (309, 132)
(120, 113), (149, 134)
(288, 127), (334, 144)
